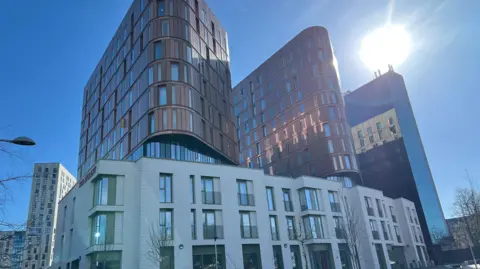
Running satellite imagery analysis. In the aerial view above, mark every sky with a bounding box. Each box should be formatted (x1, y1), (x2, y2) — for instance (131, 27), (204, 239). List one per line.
(0, 0), (479, 225)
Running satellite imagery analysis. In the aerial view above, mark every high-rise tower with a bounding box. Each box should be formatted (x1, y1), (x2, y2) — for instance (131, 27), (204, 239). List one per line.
(78, 0), (237, 181)
(233, 27), (360, 186)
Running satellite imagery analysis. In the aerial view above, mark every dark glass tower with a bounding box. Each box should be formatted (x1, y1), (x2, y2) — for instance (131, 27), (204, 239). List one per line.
(233, 27), (360, 185)
(344, 68), (448, 256)
(78, 0), (237, 180)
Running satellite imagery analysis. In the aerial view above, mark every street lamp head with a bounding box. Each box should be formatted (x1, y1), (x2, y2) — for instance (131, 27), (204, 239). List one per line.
(11, 136), (36, 146)
(95, 232), (101, 238)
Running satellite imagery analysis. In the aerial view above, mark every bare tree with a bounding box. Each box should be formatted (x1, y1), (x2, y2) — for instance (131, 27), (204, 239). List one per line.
(453, 173), (480, 246)
(341, 195), (362, 269)
(295, 218), (310, 269)
(147, 224), (174, 269)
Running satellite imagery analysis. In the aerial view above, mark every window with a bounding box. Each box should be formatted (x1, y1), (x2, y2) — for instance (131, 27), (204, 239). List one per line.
(154, 41), (162, 60)
(158, 0), (165, 16)
(149, 113), (155, 134)
(148, 67), (154, 85)
(370, 220), (379, 239)
(191, 210), (196, 239)
(324, 123), (330, 137)
(328, 191), (340, 212)
(189, 112), (193, 131)
(328, 140), (334, 153)
(263, 126), (267, 137)
(159, 87), (167, 105)
(266, 187), (275, 211)
(376, 122), (383, 138)
(190, 175), (195, 204)
(329, 107), (336, 120)
(381, 221), (388, 240)
(157, 63), (162, 81)
(240, 211), (257, 238)
(201, 177), (220, 204)
(358, 130), (365, 147)
(395, 226), (402, 243)
(286, 216), (296, 239)
(367, 127), (374, 143)
(365, 196), (374, 216)
(390, 206), (397, 223)
(270, 215), (279, 240)
(172, 110), (177, 128)
(94, 177), (111, 206)
(171, 86), (176, 104)
(299, 188), (320, 211)
(334, 216), (345, 239)
(344, 155), (351, 169)
(203, 210), (222, 239)
(159, 209), (173, 240)
(91, 214), (106, 245)
(159, 174), (172, 203)
(171, 62), (179, 81)
(162, 20), (170, 35)
(283, 189), (293, 211)
(302, 215), (326, 239)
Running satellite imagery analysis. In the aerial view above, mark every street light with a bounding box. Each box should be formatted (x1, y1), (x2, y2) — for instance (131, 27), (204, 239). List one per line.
(0, 136), (36, 146)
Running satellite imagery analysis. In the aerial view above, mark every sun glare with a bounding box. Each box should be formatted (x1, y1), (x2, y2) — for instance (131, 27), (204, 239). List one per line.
(360, 25), (411, 71)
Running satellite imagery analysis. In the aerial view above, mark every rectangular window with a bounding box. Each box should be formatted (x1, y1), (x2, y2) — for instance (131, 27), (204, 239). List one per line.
(163, 110), (168, 130)
(172, 109), (177, 128)
(299, 188), (320, 211)
(266, 187), (275, 211)
(328, 191), (340, 212)
(324, 123), (331, 137)
(191, 209), (196, 239)
(201, 177), (220, 204)
(344, 155), (351, 169)
(171, 63), (179, 81)
(155, 41), (162, 60)
(148, 67), (154, 85)
(329, 107), (336, 120)
(370, 220), (379, 239)
(302, 215), (326, 239)
(283, 189), (293, 212)
(149, 113), (155, 134)
(158, 0), (165, 16)
(94, 177), (113, 206)
(328, 140), (334, 153)
(159, 87), (167, 105)
(270, 215), (279, 240)
(159, 209), (173, 240)
(162, 20), (170, 36)
(159, 174), (172, 203)
(286, 216), (296, 239)
(189, 112), (193, 131)
(190, 175), (195, 204)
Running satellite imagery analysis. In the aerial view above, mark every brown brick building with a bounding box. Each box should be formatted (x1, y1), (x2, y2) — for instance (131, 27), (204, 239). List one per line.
(78, 0), (237, 179)
(233, 27), (360, 185)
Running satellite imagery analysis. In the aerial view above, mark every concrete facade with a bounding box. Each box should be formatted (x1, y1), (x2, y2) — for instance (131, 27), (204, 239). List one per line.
(24, 163), (76, 269)
(51, 158), (426, 269)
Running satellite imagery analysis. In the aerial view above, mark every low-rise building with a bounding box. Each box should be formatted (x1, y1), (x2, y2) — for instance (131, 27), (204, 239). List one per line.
(50, 158), (428, 269)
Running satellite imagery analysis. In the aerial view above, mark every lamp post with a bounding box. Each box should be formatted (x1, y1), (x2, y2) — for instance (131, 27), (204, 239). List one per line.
(214, 236), (218, 269)
(0, 136), (36, 146)
(94, 232), (107, 269)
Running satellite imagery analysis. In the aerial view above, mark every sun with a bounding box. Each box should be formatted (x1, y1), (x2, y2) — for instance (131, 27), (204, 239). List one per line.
(360, 25), (411, 71)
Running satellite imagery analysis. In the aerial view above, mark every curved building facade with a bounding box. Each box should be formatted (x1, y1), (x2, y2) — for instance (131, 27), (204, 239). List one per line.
(78, 0), (238, 178)
(233, 27), (359, 184)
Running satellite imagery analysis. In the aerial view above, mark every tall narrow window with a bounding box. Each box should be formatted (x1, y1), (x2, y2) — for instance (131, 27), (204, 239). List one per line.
(266, 187), (276, 211)
(171, 63), (179, 81)
(189, 112), (193, 131)
(191, 209), (196, 239)
(270, 215), (279, 240)
(155, 41), (162, 60)
(329, 107), (336, 120)
(324, 123), (331, 137)
(148, 67), (154, 85)
(172, 86), (176, 104)
(149, 113), (155, 134)
(190, 175), (195, 204)
(162, 20), (170, 36)
(159, 174), (172, 203)
(159, 209), (173, 240)
(159, 87), (167, 105)
(172, 109), (177, 128)
(157, 63), (162, 81)
(158, 0), (166, 16)
(328, 140), (334, 153)
(163, 110), (168, 130)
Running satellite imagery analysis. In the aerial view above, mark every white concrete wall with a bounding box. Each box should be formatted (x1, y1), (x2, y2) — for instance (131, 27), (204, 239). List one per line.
(50, 158), (425, 269)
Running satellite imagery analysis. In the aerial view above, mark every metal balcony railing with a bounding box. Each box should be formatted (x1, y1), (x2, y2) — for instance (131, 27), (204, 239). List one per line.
(202, 191), (222, 205)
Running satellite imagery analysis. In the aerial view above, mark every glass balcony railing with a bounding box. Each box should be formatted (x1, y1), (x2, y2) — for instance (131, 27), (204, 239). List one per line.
(202, 191), (222, 205)
(240, 225), (258, 239)
(203, 225), (224, 239)
(237, 193), (255, 206)
(330, 202), (341, 213)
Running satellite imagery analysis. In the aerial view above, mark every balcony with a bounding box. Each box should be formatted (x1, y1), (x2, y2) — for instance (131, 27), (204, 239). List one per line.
(284, 201), (293, 212)
(330, 202), (341, 213)
(288, 228), (297, 240)
(335, 228), (345, 239)
(202, 191), (222, 205)
(367, 207), (375, 216)
(392, 215), (397, 223)
(397, 235), (402, 243)
(203, 225), (224, 239)
(237, 193), (255, 206)
(240, 225), (258, 239)
(372, 231), (380, 240)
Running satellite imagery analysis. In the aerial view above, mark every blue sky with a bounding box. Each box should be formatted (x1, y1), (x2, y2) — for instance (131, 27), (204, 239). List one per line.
(0, 0), (478, 225)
